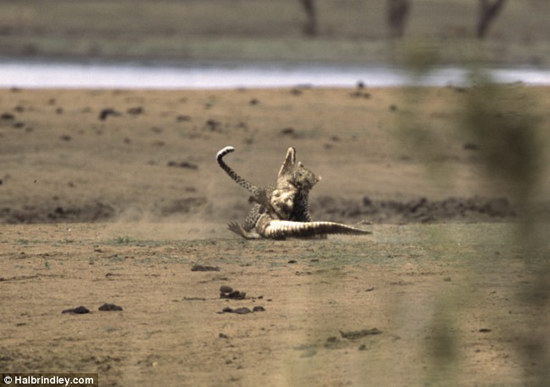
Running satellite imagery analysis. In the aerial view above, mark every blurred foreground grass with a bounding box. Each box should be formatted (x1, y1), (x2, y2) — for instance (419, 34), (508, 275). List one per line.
(391, 52), (550, 383)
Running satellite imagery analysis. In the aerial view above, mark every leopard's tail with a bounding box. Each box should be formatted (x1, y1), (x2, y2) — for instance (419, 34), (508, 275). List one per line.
(216, 146), (260, 196)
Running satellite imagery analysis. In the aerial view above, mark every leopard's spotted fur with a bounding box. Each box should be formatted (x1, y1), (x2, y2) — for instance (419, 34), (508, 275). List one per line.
(216, 146), (318, 237)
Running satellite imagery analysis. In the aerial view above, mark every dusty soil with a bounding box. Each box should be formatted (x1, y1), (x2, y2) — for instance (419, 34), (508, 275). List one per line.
(1, 223), (549, 386)
(1, 87), (549, 386)
(1, 86), (549, 226)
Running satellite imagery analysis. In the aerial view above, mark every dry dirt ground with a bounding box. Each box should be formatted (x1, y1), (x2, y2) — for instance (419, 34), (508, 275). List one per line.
(1, 223), (549, 386)
(1, 87), (549, 386)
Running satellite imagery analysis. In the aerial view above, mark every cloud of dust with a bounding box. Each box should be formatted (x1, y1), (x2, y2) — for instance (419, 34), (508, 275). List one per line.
(97, 163), (251, 241)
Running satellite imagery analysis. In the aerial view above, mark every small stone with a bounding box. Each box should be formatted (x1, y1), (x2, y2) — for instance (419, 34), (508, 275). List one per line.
(252, 306), (265, 312)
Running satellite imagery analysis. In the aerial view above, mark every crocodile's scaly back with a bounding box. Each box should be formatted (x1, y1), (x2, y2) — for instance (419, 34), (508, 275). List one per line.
(254, 214), (370, 239)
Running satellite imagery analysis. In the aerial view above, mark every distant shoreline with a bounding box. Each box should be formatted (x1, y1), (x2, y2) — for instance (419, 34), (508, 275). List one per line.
(1, 59), (549, 89)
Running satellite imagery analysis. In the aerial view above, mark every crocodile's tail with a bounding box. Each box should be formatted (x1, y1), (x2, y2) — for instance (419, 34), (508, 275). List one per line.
(262, 220), (371, 239)
(216, 146), (260, 196)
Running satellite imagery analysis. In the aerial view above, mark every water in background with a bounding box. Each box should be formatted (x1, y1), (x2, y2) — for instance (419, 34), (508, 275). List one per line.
(1, 59), (549, 89)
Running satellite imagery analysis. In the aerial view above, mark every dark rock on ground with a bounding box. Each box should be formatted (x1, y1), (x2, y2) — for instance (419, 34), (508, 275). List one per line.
(98, 303), (123, 311)
(220, 285), (233, 294)
(191, 264), (220, 272)
(99, 108), (121, 121)
(220, 288), (246, 299)
(62, 306), (90, 314)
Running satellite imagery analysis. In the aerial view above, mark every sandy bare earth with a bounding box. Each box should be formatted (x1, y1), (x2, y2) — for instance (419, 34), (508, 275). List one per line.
(1, 87), (549, 386)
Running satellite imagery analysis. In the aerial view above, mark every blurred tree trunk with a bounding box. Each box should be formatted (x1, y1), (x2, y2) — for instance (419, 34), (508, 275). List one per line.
(476, 0), (507, 39)
(299, 0), (318, 36)
(386, 0), (411, 39)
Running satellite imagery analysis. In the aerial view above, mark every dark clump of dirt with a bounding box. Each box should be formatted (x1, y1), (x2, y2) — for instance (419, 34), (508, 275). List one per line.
(220, 286), (246, 300)
(127, 107), (144, 115)
(0, 202), (115, 224)
(339, 328), (382, 340)
(312, 195), (517, 224)
(62, 306), (90, 314)
(280, 127), (295, 136)
(220, 285), (233, 293)
(98, 303), (123, 311)
(99, 108), (121, 121)
(220, 306), (265, 314)
(191, 264), (220, 272)
(176, 114), (191, 122)
(204, 119), (222, 132)
(224, 307), (251, 314)
(167, 161), (199, 170)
